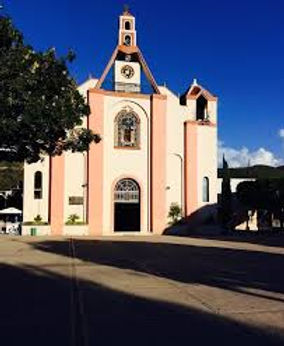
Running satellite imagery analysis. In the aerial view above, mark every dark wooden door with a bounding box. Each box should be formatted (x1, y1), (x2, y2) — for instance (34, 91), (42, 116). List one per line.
(114, 202), (140, 232)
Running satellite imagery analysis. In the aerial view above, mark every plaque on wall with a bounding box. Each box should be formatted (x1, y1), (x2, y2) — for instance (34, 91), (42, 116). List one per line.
(69, 196), (84, 205)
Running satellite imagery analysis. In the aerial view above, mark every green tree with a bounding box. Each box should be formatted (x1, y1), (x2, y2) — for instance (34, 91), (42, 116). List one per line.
(0, 16), (100, 163)
(236, 180), (258, 209)
(0, 161), (23, 190)
(237, 179), (277, 211)
(237, 178), (284, 229)
(220, 156), (232, 228)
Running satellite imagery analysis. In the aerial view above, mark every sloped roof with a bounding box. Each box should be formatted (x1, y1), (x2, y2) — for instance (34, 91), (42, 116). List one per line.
(122, 9), (134, 17)
(183, 82), (217, 101)
(95, 45), (161, 94)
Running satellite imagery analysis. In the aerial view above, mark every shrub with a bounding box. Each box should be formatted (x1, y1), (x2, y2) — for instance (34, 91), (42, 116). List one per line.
(32, 214), (46, 225)
(66, 214), (81, 225)
(168, 203), (182, 225)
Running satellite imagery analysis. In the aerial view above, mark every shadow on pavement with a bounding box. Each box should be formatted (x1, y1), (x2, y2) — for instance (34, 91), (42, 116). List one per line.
(0, 261), (283, 346)
(32, 239), (284, 301)
(185, 232), (284, 248)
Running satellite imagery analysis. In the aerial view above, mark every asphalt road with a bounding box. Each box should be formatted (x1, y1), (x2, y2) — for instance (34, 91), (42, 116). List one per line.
(0, 234), (284, 346)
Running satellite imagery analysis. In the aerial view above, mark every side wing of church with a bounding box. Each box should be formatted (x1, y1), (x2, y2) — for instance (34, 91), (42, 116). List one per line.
(22, 8), (218, 236)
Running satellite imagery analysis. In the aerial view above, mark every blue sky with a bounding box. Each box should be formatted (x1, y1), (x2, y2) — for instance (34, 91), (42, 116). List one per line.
(2, 0), (284, 166)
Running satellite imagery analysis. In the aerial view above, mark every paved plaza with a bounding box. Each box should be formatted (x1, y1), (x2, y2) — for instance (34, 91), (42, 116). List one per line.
(0, 234), (284, 345)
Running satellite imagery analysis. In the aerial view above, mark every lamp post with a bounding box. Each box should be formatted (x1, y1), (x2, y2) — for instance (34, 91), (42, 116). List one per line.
(82, 183), (88, 224)
(81, 152), (88, 224)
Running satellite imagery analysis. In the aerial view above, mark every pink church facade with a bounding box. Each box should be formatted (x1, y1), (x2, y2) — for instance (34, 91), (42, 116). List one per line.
(23, 9), (218, 236)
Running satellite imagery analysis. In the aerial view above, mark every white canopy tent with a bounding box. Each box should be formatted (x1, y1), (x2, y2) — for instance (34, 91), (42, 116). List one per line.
(0, 208), (22, 235)
(0, 207), (22, 215)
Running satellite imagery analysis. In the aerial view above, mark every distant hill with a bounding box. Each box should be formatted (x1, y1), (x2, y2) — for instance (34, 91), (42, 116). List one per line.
(218, 165), (284, 179)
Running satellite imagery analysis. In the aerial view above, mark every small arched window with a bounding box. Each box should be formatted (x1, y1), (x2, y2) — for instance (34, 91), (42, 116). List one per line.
(124, 34), (132, 46)
(197, 95), (208, 121)
(34, 171), (42, 199)
(202, 177), (209, 202)
(125, 21), (131, 30)
(114, 111), (140, 148)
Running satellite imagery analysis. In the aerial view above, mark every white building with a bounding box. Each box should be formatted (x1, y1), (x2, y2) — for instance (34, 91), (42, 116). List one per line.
(23, 8), (218, 236)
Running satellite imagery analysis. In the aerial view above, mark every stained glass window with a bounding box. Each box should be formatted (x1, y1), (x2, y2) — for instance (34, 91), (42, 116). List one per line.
(115, 111), (140, 148)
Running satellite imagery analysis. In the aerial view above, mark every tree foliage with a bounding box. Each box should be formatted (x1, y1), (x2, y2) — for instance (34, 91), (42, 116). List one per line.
(237, 179), (284, 212)
(220, 157), (232, 227)
(0, 161), (23, 190)
(0, 16), (100, 163)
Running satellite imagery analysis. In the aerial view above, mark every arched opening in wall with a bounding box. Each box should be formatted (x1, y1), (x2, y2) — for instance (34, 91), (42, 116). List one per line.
(202, 177), (209, 202)
(34, 171), (42, 199)
(114, 179), (140, 232)
(196, 95), (208, 121)
(124, 34), (132, 46)
(125, 21), (131, 30)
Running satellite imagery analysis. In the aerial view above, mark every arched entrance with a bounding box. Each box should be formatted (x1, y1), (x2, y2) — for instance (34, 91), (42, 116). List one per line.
(114, 179), (140, 232)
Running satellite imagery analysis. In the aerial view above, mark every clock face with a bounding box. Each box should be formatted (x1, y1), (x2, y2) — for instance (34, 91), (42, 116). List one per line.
(121, 65), (135, 79)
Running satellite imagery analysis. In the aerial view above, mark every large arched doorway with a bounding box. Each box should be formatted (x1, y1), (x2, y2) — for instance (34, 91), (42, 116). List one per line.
(114, 179), (140, 232)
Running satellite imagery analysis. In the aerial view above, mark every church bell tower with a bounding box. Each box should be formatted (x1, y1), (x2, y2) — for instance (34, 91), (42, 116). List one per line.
(114, 6), (141, 92)
(118, 5), (137, 46)
(95, 6), (160, 95)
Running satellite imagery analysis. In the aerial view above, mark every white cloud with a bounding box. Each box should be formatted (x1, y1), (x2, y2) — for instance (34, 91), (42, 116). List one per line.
(218, 141), (283, 168)
(279, 129), (284, 138)
(279, 129), (284, 152)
